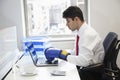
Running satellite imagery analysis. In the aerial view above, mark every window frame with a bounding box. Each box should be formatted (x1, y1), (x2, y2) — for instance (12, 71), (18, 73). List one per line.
(23, 0), (90, 38)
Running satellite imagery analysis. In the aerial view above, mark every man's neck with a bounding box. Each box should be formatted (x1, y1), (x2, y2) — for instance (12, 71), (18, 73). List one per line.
(78, 21), (84, 30)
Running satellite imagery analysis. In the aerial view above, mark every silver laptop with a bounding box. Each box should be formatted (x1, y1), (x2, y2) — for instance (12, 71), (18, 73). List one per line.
(26, 42), (58, 67)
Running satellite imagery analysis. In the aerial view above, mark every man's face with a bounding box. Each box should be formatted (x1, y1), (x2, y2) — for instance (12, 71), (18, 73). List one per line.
(65, 18), (77, 31)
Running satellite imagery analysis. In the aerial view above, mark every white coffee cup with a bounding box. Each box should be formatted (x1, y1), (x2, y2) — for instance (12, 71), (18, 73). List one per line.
(16, 55), (37, 76)
(19, 65), (37, 76)
(16, 57), (37, 76)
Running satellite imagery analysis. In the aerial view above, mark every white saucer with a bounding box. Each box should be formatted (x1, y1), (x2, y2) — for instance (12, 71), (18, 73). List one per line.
(20, 72), (37, 76)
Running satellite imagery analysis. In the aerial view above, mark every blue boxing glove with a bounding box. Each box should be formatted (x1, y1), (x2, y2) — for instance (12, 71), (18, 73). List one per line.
(44, 47), (70, 62)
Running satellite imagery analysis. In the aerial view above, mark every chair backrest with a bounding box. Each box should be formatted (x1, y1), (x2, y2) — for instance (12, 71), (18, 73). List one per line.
(111, 40), (120, 72)
(102, 32), (119, 80)
(103, 32), (118, 68)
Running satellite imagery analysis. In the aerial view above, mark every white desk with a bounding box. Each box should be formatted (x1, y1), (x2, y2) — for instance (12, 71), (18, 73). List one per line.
(5, 56), (80, 80)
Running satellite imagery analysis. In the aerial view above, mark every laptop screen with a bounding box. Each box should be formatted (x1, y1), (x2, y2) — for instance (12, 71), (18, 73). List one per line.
(26, 42), (38, 64)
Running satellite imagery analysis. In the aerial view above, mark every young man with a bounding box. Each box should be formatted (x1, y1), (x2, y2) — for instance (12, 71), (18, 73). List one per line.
(44, 6), (105, 80)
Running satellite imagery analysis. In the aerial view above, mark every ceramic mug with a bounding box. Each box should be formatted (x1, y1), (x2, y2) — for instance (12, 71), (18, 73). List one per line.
(19, 65), (37, 76)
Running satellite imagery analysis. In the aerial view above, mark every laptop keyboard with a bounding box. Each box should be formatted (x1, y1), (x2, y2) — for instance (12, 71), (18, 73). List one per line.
(37, 57), (46, 64)
(37, 57), (58, 65)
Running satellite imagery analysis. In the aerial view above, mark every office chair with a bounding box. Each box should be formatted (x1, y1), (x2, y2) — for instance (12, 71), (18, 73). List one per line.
(102, 32), (120, 80)
(78, 32), (120, 80)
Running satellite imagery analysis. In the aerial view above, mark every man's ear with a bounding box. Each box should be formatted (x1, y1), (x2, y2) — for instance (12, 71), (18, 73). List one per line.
(74, 17), (79, 21)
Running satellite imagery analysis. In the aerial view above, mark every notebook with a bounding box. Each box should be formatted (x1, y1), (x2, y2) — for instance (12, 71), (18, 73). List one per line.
(26, 42), (58, 67)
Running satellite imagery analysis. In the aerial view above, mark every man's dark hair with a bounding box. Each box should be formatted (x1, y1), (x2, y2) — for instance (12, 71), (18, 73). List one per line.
(63, 6), (84, 22)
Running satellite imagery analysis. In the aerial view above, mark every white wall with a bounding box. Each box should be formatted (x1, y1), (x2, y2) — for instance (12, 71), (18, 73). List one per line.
(90, 0), (120, 39)
(0, 0), (26, 50)
(90, 0), (120, 67)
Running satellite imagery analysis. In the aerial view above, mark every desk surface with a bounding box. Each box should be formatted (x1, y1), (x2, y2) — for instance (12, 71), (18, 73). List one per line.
(5, 56), (80, 80)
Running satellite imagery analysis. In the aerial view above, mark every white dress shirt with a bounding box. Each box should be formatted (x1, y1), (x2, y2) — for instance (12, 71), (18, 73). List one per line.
(67, 22), (105, 67)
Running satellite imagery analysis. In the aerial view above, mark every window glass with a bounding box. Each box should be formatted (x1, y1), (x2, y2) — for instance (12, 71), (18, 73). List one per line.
(25, 0), (87, 36)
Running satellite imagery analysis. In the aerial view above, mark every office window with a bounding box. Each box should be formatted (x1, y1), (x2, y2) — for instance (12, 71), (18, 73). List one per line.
(24, 0), (89, 36)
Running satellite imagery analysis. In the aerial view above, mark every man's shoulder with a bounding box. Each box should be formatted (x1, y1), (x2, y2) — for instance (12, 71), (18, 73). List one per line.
(84, 27), (99, 37)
